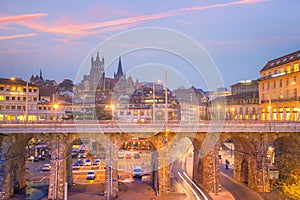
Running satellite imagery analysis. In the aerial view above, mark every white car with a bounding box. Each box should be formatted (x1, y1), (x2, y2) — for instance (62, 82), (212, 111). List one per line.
(86, 170), (96, 180)
(84, 159), (92, 166)
(132, 166), (143, 178)
(95, 159), (101, 165)
(42, 164), (51, 171)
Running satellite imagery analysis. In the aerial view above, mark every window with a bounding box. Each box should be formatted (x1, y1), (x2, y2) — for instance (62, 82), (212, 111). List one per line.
(286, 78), (289, 86)
(287, 66), (291, 74)
(273, 81), (276, 88)
(29, 88), (32, 92)
(294, 64), (299, 72)
(267, 82), (270, 89)
(17, 106), (21, 110)
(6, 96), (9, 101)
(11, 86), (16, 92)
(279, 79), (282, 87)
(17, 97), (20, 101)
(280, 90), (283, 99)
(0, 96), (4, 101)
(5, 105), (9, 110)
(33, 97), (37, 101)
(33, 89), (37, 93)
(0, 87), (4, 91)
(294, 76), (297, 82)
(294, 89), (298, 98)
(286, 90), (289, 98)
(12, 96), (16, 101)
(11, 105), (16, 110)
(23, 97), (26, 101)
(23, 88), (26, 92)
(262, 83), (264, 90)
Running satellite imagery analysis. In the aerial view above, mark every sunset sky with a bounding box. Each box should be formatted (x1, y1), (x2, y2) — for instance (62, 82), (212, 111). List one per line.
(0, 0), (299, 90)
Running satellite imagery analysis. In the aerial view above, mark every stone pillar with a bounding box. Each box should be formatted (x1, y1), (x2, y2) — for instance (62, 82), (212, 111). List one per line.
(104, 135), (119, 198)
(48, 134), (67, 200)
(193, 150), (220, 193)
(157, 149), (170, 196)
(0, 136), (27, 200)
(255, 135), (270, 192)
(0, 144), (8, 200)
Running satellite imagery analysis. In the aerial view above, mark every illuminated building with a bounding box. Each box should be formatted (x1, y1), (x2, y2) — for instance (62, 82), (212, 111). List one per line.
(258, 50), (300, 121)
(0, 78), (39, 121)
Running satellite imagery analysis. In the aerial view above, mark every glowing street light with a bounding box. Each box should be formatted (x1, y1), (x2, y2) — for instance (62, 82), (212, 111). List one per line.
(53, 103), (59, 121)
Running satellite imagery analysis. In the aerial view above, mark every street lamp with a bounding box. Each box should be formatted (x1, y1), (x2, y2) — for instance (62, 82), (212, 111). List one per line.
(53, 103), (59, 121)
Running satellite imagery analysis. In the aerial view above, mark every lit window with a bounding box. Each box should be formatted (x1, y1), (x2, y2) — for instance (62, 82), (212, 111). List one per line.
(294, 64), (299, 72)
(287, 66), (291, 74)
(0, 96), (4, 101)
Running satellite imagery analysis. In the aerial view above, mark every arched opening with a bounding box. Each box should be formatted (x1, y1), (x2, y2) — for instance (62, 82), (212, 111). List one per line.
(118, 137), (155, 181)
(241, 159), (248, 184)
(169, 136), (194, 177)
(218, 136), (256, 189)
(273, 137), (300, 179)
(66, 136), (108, 198)
(6, 135), (51, 200)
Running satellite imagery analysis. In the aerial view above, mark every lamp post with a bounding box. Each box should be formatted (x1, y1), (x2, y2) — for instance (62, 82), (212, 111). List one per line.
(53, 103), (59, 121)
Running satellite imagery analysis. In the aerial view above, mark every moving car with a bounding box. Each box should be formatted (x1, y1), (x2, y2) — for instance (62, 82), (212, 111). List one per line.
(86, 170), (96, 180)
(42, 164), (51, 171)
(132, 166), (143, 178)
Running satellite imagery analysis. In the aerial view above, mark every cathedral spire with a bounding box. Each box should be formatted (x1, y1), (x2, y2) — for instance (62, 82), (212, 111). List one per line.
(39, 69), (43, 80)
(115, 57), (124, 79)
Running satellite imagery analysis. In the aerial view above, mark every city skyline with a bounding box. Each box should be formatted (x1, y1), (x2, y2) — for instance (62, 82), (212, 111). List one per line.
(1, 0), (300, 89)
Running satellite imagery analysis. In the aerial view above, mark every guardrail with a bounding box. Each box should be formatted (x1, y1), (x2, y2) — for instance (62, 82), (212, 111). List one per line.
(0, 120), (299, 134)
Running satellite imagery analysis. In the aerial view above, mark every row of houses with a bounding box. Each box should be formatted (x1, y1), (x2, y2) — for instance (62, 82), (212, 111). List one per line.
(0, 50), (299, 122)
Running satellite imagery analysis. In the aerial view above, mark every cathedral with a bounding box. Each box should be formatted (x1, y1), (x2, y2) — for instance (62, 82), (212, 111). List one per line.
(75, 52), (135, 105)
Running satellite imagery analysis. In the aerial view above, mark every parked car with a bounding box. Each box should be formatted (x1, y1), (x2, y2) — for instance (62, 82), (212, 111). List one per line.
(134, 153), (140, 159)
(95, 159), (101, 165)
(42, 164), (51, 171)
(72, 162), (79, 170)
(118, 151), (125, 158)
(86, 170), (96, 180)
(125, 153), (132, 159)
(84, 159), (91, 166)
(28, 156), (34, 162)
(33, 156), (39, 162)
(77, 159), (83, 166)
(132, 166), (143, 178)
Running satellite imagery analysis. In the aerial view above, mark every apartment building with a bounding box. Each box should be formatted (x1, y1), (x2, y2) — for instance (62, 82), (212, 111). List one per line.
(0, 78), (39, 121)
(258, 50), (300, 121)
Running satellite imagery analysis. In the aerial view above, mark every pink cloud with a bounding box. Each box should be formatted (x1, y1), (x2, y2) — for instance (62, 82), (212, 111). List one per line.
(0, 33), (38, 40)
(0, 13), (47, 23)
(1, 0), (268, 40)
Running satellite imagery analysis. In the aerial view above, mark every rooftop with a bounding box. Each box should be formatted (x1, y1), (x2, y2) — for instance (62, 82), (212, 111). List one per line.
(260, 50), (300, 72)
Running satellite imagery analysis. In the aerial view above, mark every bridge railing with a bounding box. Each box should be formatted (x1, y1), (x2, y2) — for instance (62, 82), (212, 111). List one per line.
(0, 120), (299, 133)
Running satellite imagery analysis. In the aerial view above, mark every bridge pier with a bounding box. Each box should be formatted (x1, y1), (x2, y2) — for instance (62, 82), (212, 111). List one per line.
(192, 149), (221, 193)
(47, 134), (68, 200)
(0, 135), (28, 200)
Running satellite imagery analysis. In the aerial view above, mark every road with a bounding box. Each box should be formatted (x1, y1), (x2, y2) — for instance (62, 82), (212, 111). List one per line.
(220, 166), (263, 200)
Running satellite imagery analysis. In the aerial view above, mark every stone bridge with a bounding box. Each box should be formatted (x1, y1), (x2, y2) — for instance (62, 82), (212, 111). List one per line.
(0, 121), (299, 200)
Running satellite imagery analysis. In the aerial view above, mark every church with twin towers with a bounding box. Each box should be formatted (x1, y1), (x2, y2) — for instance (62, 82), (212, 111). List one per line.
(75, 52), (135, 104)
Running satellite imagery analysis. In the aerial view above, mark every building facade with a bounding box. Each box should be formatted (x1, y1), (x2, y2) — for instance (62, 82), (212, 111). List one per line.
(0, 78), (39, 121)
(258, 50), (300, 121)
